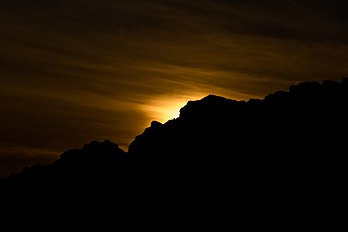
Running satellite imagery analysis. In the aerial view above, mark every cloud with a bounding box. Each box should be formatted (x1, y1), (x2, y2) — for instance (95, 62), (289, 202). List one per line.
(1, 0), (348, 177)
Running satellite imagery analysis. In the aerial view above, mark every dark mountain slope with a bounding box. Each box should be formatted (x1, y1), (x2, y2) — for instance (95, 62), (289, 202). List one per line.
(1, 78), (347, 203)
(129, 79), (348, 171)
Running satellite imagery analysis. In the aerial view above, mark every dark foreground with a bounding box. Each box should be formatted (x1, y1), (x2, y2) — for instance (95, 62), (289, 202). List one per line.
(0, 79), (346, 224)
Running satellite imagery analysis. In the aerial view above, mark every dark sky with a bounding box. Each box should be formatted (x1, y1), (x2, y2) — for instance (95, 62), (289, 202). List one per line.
(1, 0), (348, 177)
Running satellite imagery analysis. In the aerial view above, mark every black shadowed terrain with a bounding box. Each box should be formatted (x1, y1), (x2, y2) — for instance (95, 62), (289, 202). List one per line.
(1, 79), (347, 210)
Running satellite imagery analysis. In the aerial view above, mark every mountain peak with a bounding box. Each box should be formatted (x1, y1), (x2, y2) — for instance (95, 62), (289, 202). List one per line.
(2, 78), (348, 199)
(57, 140), (126, 166)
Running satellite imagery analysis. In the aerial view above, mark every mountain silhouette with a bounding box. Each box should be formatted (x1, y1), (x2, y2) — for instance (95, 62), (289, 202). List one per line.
(1, 78), (347, 216)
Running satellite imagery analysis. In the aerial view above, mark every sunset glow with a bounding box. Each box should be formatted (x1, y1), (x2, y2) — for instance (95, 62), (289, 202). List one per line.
(1, 0), (348, 178)
(141, 94), (205, 123)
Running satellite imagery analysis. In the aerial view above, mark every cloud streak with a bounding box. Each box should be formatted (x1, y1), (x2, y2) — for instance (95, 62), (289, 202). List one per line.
(1, 0), (348, 177)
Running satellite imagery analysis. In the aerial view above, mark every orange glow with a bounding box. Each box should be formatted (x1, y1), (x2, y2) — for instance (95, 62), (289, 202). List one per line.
(141, 94), (206, 123)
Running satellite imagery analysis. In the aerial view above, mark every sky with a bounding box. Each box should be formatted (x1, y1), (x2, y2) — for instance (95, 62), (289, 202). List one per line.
(1, 0), (348, 177)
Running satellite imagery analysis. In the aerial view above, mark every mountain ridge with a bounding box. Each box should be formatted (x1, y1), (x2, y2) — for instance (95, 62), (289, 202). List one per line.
(1, 78), (347, 199)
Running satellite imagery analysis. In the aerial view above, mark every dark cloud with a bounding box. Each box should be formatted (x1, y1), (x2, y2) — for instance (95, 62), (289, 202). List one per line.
(1, 0), (348, 177)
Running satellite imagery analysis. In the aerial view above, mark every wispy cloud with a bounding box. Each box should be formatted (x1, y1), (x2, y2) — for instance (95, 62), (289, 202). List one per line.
(1, 0), (348, 177)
